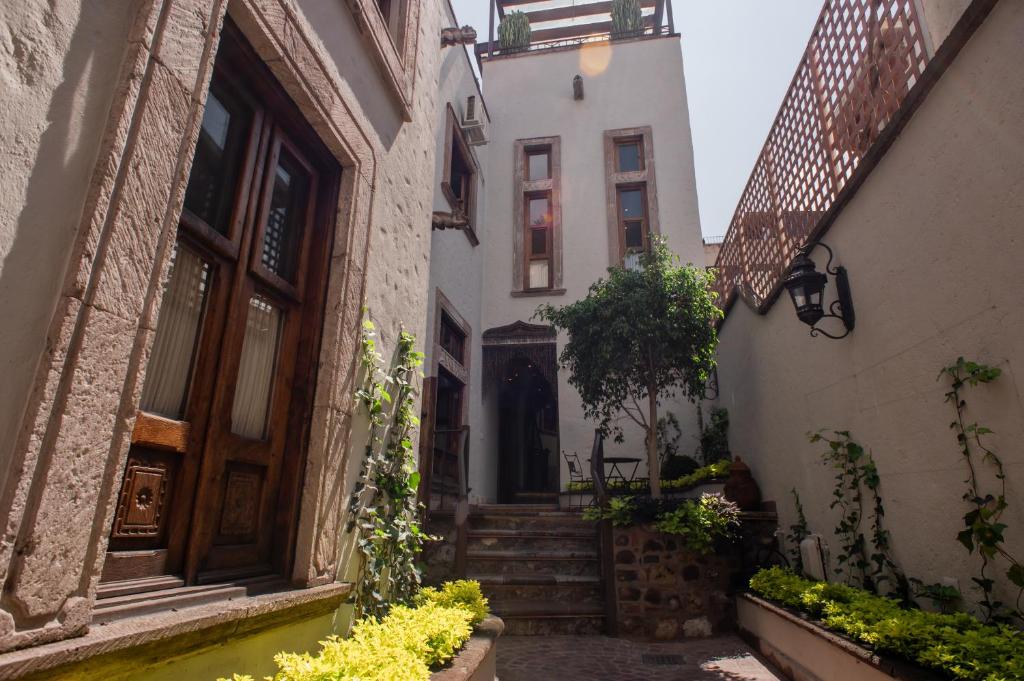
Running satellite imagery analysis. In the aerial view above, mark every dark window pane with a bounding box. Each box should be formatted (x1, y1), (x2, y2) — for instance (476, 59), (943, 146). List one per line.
(624, 220), (644, 250)
(449, 141), (472, 205)
(531, 227), (547, 256)
(527, 151), (550, 181)
(619, 189), (644, 219)
(261, 149), (309, 282)
(183, 85), (252, 234)
(617, 142), (642, 172)
(440, 314), (465, 364)
(528, 196), (550, 226)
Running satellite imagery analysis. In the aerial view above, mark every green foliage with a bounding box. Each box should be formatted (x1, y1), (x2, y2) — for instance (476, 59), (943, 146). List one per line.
(939, 358), (1023, 623)
(786, 488), (810, 575)
(216, 582), (484, 681)
(662, 458), (730, 491)
(586, 493), (738, 555)
(498, 11), (530, 50)
(567, 458), (729, 493)
(537, 238), (721, 497)
(698, 407), (731, 464)
(653, 493), (740, 553)
(610, 0), (644, 35)
(415, 580), (489, 626)
(749, 567), (1024, 681)
(656, 411), (683, 463)
(661, 455), (699, 482)
(808, 430), (907, 601)
(348, 317), (430, 619)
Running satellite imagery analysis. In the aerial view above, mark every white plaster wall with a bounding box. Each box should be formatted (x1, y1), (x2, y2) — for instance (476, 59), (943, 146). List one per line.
(479, 37), (706, 493)
(714, 1), (1024, 608)
(0, 0), (135, 493)
(424, 1), (495, 503)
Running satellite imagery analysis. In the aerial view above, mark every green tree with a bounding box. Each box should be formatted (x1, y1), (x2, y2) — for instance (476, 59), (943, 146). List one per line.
(537, 238), (721, 497)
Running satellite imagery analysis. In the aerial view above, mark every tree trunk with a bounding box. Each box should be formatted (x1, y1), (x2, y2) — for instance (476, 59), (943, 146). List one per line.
(647, 382), (661, 498)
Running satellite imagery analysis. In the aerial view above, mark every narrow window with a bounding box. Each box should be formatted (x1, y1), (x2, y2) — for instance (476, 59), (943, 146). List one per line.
(513, 137), (561, 294)
(439, 312), (466, 364)
(618, 185), (648, 270)
(526, 192), (553, 290)
(616, 137), (644, 173)
(605, 127), (658, 265)
(441, 105), (478, 241)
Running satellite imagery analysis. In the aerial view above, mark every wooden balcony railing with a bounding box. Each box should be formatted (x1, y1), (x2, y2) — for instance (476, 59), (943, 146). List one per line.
(713, 0), (930, 314)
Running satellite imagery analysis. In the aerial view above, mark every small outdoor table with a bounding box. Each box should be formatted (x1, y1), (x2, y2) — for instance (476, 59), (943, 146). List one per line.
(603, 456), (641, 486)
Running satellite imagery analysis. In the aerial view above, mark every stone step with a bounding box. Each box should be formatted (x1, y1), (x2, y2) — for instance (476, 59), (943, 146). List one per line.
(467, 527), (598, 552)
(489, 600), (606, 636)
(479, 574), (604, 606)
(466, 549), (600, 577)
(468, 513), (595, 532)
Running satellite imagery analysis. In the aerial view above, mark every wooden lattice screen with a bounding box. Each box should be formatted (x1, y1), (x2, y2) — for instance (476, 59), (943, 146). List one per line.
(713, 0), (930, 312)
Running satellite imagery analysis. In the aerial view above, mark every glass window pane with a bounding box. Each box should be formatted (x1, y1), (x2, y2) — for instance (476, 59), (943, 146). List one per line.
(531, 227), (547, 256)
(617, 142), (642, 172)
(261, 149), (309, 282)
(139, 246), (210, 419)
(619, 189), (644, 219)
(528, 196), (550, 227)
(529, 260), (549, 289)
(624, 251), (643, 271)
(231, 295), (283, 440)
(527, 152), (550, 181)
(183, 85), (252, 234)
(624, 220), (644, 250)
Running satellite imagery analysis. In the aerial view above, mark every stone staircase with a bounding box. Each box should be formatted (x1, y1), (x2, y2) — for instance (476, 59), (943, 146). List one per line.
(461, 504), (606, 635)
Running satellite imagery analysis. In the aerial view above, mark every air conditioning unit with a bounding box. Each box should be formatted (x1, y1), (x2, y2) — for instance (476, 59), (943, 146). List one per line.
(461, 95), (487, 146)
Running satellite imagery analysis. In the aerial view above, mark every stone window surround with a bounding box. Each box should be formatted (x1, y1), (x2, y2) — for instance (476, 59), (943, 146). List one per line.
(512, 136), (565, 296)
(441, 104), (480, 247)
(0, 0), (396, 655)
(604, 126), (661, 265)
(431, 288), (472, 425)
(345, 0), (419, 121)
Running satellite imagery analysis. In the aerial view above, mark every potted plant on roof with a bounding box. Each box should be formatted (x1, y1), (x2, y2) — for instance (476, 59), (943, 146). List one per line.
(498, 11), (531, 53)
(611, 0), (644, 39)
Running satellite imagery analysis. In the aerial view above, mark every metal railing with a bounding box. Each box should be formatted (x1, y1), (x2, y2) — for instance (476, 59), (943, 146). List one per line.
(476, 24), (674, 61)
(712, 0), (930, 313)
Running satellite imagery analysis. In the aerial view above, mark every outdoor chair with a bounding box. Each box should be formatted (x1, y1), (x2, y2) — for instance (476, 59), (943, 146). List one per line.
(562, 450), (592, 511)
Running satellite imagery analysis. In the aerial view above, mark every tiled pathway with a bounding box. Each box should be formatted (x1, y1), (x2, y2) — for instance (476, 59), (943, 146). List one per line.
(496, 635), (785, 681)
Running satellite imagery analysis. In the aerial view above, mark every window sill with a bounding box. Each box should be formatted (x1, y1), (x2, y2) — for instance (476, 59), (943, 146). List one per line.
(0, 582), (351, 679)
(511, 288), (566, 298)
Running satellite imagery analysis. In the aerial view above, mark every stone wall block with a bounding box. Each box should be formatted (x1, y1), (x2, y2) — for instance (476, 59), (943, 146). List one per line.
(89, 62), (195, 323)
(152, 0), (217, 93)
(4, 307), (141, 626)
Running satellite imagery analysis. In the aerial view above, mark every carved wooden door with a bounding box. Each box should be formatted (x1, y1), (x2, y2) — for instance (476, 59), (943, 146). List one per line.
(102, 23), (336, 587)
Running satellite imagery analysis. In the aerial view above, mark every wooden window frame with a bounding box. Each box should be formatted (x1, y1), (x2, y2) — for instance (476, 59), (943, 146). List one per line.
(604, 126), (660, 265)
(345, 0), (419, 121)
(441, 104), (479, 246)
(523, 190), (554, 291)
(512, 136), (563, 296)
(616, 183), (650, 258)
(431, 289), (471, 421)
(614, 136), (645, 173)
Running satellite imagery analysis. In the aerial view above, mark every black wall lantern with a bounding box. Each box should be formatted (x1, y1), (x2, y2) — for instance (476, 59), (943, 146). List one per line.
(783, 241), (855, 339)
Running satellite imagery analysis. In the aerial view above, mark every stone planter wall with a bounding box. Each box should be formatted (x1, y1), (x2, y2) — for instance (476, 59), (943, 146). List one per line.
(612, 525), (736, 639)
(431, 616), (503, 681)
(737, 594), (942, 681)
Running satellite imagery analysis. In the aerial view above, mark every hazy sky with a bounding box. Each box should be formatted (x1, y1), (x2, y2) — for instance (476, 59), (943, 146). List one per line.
(449, 1), (823, 238)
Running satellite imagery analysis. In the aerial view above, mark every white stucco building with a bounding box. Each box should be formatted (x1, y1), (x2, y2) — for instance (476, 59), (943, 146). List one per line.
(422, 0), (705, 506)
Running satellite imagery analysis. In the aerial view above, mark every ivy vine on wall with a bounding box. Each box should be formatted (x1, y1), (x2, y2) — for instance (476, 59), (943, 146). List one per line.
(939, 357), (1024, 623)
(347, 317), (431, 620)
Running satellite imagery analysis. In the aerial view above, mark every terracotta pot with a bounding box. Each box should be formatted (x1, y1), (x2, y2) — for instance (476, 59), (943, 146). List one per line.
(723, 457), (761, 511)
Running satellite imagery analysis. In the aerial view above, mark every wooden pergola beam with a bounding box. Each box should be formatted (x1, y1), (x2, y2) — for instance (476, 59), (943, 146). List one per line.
(528, 16), (654, 43)
(520, 0), (656, 25)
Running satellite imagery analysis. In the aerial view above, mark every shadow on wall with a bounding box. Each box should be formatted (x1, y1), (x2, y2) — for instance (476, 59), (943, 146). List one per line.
(0, 2), (135, 495)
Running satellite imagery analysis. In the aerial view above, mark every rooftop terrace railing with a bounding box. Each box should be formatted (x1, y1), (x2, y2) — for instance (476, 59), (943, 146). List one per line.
(713, 0), (931, 314)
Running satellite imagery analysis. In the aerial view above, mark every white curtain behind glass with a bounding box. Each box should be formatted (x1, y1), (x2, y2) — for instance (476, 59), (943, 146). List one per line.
(231, 295), (282, 439)
(139, 247), (209, 419)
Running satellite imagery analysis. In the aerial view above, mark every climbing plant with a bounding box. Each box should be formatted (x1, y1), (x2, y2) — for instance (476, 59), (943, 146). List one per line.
(347, 317), (430, 620)
(786, 488), (810, 575)
(809, 430), (908, 601)
(939, 357), (1024, 623)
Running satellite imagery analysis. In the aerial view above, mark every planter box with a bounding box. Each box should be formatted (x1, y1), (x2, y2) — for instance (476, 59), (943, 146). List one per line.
(737, 594), (941, 681)
(430, 615), (503, 681)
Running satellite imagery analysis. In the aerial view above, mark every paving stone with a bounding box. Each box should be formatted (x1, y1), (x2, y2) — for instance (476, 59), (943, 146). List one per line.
(495, 634), (785, 681)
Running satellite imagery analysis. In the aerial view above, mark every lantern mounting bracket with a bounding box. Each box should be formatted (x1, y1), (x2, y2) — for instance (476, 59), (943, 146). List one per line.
(799, 241), (855, 339)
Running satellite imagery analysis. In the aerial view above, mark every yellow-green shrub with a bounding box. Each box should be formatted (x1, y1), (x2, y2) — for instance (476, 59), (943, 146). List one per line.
(749, 567), (1024, 681)
(415, 579), (489, 625)
(216, 584), (482, 681)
